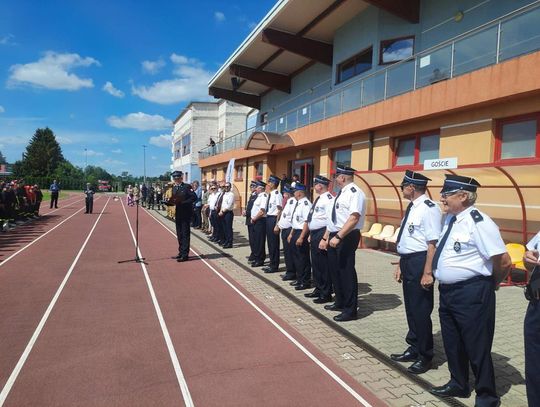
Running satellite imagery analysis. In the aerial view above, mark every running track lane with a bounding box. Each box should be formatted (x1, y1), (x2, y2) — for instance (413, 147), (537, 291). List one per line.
(0, 197), (107, 392)
(129, 204), (384, 406)
(2, 198), (185, 406)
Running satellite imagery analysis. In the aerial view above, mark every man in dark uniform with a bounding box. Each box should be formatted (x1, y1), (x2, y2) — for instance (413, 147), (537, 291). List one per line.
(429, 175), (511, 406)
(249, 181), (267, 267)
(263, 175), (283, 273)
(83, 183), (95, 214)
(391, 170), (441, 374)
(275, 184), (295, 281)
(170, 170), (197, 262)
(245, 181), (258, 262)
(287, 183), (312, 290)
(524, 230), (540, 407)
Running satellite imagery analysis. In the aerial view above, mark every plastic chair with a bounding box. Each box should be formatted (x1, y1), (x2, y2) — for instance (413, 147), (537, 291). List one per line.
(363, 223), (382, 238)
(502, 243), (527, 286)
(373, 225), (395, 241)
(361, 220), (372, 234)
(385, 227), (400, 244)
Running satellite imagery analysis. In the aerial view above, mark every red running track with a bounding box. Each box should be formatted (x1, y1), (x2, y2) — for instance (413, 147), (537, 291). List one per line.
(0, 196), (385, 406)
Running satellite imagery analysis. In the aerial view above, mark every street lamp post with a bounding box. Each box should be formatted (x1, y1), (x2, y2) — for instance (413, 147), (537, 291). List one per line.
(142, 145), (147, 185)
(84, 148), (88, 169)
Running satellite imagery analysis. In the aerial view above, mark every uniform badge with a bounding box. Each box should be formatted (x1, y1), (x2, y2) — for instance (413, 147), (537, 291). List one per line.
(296, 215), (300, 222)
(336, 203), (340, 209)
(408, 224), (414, 234)
(454, 241), (461, 252)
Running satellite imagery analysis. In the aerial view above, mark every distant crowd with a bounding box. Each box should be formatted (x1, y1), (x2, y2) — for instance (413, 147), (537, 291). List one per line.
(0, 179), (44, 231)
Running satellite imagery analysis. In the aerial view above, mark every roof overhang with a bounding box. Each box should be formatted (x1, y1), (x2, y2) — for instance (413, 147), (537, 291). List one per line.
(245, 131), (295, 151)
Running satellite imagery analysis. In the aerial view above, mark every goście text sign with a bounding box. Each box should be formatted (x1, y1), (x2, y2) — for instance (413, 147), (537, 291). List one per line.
(423, 157), (458, 170)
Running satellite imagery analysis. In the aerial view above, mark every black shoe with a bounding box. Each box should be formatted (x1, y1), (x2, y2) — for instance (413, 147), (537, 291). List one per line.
(263, 267), (279, 273)
(407, 359), (432, 374)
(313, 296), (333, 304)
(251, 262), (264, 267)
(304, 291), (320, 298)
(281, 274), (296, 281)
(176, 257), (188, 262)
(333, 313), (356, 322)
(429, 383), (470, 398)
(295, 284), (311, 291)
(289, 281), (300, 286)
(173, 254), (182, 260)
(390, 350), (418, 362)
(222, 245), (232, 249)
(324, 303), (343, 312)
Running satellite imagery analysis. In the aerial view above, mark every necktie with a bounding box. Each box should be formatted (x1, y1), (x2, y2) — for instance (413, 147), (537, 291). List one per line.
(216, 192), (224, 212)
(306, 196), (320, 223)
(265, 192), (271, 213)
(331, 190), (342, 223)
(290, 200), (299, 221)
(432, 215), (457, 271)
(396, 202), (414, 244)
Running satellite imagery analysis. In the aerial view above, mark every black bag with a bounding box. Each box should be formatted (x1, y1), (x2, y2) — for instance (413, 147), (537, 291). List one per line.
(525, 265), (540, 301)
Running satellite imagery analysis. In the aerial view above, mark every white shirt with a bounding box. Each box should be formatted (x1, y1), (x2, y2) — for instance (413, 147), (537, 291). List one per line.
(251, 192), (268, 219)
(326, 182), (366, 232)
(397, 194), (442, 255)
(208, 192), (219, 210)
(291, 197), (311, 230)
(266, 189), (283, 216)
(527, 231), (540, 251)
(221, 191), (235, 212)
(308, 192), (333, 231)
(434, 206), (507, 284)
(278, 197), (296, 229)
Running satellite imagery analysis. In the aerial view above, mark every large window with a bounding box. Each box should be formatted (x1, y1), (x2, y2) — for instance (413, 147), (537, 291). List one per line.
(394, 133), (440, 167)
(174, 141), (181, 159)
(380, 36), (414, 65)
(235, 165), (244, 181)
(337, 47), (373, 84)
(254, 162), (264, 180)
(496, 113), (540, 161)
(182, 133), (191, 156)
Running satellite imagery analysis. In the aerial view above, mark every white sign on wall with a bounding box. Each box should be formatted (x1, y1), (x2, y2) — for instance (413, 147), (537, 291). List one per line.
(423, 157), (458, 170)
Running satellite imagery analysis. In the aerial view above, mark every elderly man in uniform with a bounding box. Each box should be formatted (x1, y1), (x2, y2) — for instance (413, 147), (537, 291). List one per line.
(305, 175), (334, 304)
(287, 183), (312, 290)
(429, 175), (511, 406)
(263, 175), (283, 273)
(523, 230), (540, 407)
(83, 183), (95, 214)
(275, 184), (296, 281)
(320, 165), (366, 322)
(218, 182), (235, 249)
(250, 181), (268, 267)
(244, 181), (258, 262)
(391, 170), (442, 374)
(170, 170), (197, 262)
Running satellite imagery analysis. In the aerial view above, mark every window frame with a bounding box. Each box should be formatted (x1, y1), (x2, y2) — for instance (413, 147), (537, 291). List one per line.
(494, 112), (540, 164)
(336, 46), (373, 84)
(234, 164), (244, 181)
(392, 131), (440, 169)
(254, 161), (264, 181)
(379, 35), (415, 66)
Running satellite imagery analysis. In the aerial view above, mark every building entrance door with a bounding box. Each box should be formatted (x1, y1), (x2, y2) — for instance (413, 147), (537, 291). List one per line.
(290, 158), (314, 197)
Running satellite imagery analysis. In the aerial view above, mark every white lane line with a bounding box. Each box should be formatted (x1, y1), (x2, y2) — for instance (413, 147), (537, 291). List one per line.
(0, 197), (111, 406)
(40, 195), (83, 216)
(148, 211), (374, 407)
(120, 200), (194, 407)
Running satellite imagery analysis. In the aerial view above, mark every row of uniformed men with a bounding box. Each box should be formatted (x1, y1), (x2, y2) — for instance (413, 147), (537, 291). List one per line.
(204, 181), (236, 249)
(245, 166), (367, 323)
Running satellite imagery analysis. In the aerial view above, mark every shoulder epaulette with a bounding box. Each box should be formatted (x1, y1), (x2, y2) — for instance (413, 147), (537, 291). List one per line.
(351, 187), (357, 193)
(327, 193), (333, 199)
(263, 193), (267, 197)
(289, 199), (294, 204)
(470, 209), (484, 223)
(274, 190), (279, 194)
(424, 200), (435, 208)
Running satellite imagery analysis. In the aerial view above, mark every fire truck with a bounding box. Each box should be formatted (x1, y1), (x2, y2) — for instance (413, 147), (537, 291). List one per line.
(97, 180), (112, 192)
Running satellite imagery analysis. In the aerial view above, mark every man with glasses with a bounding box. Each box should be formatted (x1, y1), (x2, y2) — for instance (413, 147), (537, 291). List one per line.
(171, 170), (197, 262)
(218, 182), (235, 248)
(429, 174), (511, 406)
(320, 165), (366, 322)
(390, 170), (441, 375)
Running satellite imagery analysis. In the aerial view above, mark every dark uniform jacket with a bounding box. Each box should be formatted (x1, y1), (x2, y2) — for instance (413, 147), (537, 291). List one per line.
(173, 182), (197, 220)
(246, 192), (257, 225)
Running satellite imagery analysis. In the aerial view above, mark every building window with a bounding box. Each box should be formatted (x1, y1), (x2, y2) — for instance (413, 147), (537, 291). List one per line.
(254, 162), (263, 180)
(235, 165), (244, 181)
(496, 113), (540, 161)
(337, 47), (373, 84)
(260, 112), (268, 124)
(218, 131), (224, 142)
(174, 141), (181, 159)
(211, 169), (217, 180)
(380, 36), (414, 65)
(328, 147), (352, 193)
(181, 133), (191, 156)
(394, 133), (440, 167)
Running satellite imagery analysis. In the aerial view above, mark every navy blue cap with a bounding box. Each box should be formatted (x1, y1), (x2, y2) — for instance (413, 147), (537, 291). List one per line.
(441, 174), (481, 193)
(282, 184), (293, 194)
(313, 175), (330, 186)
(250, 180), (257, 187)
(255, 180), (267, 188)
(402, 170), (431, 186)
(268, 175), (281, 185)
(336, 165), (356, 176)
(171, 170), (183, 178)
(293, 182), (307, 191)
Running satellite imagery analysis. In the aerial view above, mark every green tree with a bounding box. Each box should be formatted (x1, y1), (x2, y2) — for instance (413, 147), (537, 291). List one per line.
(13, 127), (64, 177)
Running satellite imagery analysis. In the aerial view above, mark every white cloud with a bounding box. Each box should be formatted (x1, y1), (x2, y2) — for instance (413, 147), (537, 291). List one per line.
(0, 34), (15, 46)
(149, 134), (172, 148)
(142, 58), (165, 74)
(56, 136), (73, 144)
(83, 149), (104, 157)
(214, 11), (226, 22)
(8, 51), (99, 91)
(107, 112), (171, 131)
(0, 135), (27, 145)
(111, 148), (122, 154)
(0, 106), (4, 113)
(102, 81), (124, 98)
(111, 137), (119, 143)
(131, 54), (212, 105)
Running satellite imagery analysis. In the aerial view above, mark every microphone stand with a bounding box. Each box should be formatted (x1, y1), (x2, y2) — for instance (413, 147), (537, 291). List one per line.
(118, 199), (146, 264)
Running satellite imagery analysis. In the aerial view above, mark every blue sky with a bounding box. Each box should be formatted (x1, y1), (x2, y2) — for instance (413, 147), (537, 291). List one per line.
(0, 0), (275, 176)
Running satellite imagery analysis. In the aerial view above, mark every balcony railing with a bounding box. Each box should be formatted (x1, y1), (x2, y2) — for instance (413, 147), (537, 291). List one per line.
(199, 1), (540, 160)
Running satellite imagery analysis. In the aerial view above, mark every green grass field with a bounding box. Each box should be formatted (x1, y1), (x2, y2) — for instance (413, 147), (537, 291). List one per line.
(41, 190), (71, 202)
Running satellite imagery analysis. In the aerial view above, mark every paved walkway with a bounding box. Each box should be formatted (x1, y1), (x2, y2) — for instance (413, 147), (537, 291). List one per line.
(154, 210), (528, 407)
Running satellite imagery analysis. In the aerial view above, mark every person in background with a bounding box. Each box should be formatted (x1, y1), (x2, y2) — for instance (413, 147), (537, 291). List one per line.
(84, 183), (95, 214)
(201, 183), (211, 233)
(155, 184), (164, 210)
(218, 182), (235, 248)
(49, 179), (60, 209)
(33, 185), (43, 217)
(141, 183), (148, 208)
(147, 184), (155, 210)
(244, 181), (258, 261)
(192, 180), (202, 228)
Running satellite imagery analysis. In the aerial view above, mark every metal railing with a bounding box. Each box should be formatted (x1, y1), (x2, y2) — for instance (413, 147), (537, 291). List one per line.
(199, 2), (540, 160)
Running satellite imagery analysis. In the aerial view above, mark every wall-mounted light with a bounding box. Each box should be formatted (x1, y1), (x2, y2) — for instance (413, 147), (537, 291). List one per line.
(454, 10), (464, 22)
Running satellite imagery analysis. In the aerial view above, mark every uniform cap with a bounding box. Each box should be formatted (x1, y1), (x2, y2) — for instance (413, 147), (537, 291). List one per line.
(250, 180), (257, 187)
(255, 180), (267, 188)
(293, 182), (307, 191)
(313, 175), (330, 186)
(268, 175), (281, 185)
(441, 174), (481, 193)
(282, 184), (293, 194)
(402, 170), (431, 186)
(171, 170), (183, 178)
(336, 165), (356, 176)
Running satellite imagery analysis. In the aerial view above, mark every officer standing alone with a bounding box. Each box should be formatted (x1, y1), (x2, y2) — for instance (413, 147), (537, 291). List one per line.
(170, 171), (197, 262)
(263, 175), (283, 273)
(320, 165), (366, 322)
(84, 183), (95, 214)
(391, 170), (441, 374)
(429, 174), (511, 406)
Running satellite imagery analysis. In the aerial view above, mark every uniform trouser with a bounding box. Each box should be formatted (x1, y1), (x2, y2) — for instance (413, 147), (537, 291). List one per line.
(439, 276), (498, 407)
(85, 198), (93, 213)
(192, 206), (202, 227)
(202, 208), (209, 231)
(216, 212), (225, 243)
(310, 227), (332, 298)
(281, 227), (294, 278)
(210, 210), (218, 239)
(290, 229), (311, 285)
(222, 211), (233, 246)
(175, 216), (191, 258)
(148, 196), (155, 209)
(247, 221), (255, 259)
(50, 192), (58, 208)
(400, 251), (434, 361)
(525, 300), (540, 407)
(265, 216), (280, 271)
(327, 230), (360, 318)
(252, 218), (266, 263)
